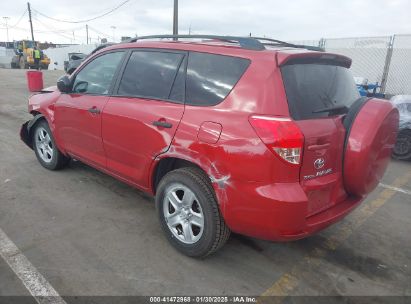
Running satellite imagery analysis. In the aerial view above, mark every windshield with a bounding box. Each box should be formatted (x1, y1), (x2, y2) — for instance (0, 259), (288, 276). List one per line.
(26, 41), (35, 49)
(281, 63), (360, 120)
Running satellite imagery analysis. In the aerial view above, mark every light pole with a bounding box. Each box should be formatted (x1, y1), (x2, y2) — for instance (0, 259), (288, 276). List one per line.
(173, 0), (178, 36)
(111, 26), (116, 42)
(3, 16), (10, 42)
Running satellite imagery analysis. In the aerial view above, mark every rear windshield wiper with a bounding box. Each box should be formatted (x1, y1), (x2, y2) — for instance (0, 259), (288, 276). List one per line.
(312, 105), (349, 114)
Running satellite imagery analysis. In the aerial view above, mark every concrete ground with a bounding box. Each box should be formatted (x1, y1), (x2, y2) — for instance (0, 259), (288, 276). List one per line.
(0, 69), (410, 299)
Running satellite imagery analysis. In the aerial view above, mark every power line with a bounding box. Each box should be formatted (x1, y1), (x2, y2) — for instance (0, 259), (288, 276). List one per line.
(33, 16), (83, 33)
(0, 25), (27, 31)
(9, 9), (27, 28)
(87, 25), (113, 40)
(32, 17), (83, 41)
(32, 0), (131, 24)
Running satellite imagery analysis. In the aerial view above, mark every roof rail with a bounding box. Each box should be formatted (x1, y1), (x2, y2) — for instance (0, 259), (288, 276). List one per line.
(252, 37), (324, 52)
(129, 35), (266, 51)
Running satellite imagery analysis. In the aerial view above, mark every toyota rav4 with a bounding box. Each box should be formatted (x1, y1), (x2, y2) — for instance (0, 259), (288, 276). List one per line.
(20, 35), (399, 257)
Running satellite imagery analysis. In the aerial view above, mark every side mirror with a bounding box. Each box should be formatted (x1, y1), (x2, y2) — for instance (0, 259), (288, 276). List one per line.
(57, 75), (72, 93)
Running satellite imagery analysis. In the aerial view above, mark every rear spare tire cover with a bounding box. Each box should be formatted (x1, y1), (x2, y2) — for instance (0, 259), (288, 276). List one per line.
(344, 99), (399, 197)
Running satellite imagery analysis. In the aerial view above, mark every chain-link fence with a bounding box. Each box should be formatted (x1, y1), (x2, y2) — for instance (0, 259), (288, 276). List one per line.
(291, 34), (411, 96)
(385, 35), (411, 95)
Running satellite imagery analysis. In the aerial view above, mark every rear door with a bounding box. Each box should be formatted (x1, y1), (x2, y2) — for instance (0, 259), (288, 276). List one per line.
(102, 49), (186, 189)
(281, 57), (361, 216)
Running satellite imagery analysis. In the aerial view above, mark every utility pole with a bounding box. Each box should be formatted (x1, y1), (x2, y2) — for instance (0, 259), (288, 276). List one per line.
(111, 25), (116, 42)
(27, 2), (35, 42)
(2, 17), (10, 42)
(173, 0), (178, 36)
(86, 24), (89, 44)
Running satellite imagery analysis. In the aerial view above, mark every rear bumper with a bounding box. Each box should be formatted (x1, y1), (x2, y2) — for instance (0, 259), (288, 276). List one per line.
(218, 179), (363, 241)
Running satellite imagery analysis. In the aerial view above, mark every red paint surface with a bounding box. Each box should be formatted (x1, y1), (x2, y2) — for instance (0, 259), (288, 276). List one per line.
(26, 40), (399, 241)
(344, 99), (399, 196)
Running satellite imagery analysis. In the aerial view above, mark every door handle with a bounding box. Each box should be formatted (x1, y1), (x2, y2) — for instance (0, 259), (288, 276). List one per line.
(88, 107), (101, 114)
(152, 120), (173, 128)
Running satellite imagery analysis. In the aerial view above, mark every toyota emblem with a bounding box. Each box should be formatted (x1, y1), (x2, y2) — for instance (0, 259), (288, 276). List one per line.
(314, 158), (325, 169)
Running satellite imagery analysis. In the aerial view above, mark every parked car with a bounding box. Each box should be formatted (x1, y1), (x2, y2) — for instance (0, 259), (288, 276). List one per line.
(20, 35), (399, 257)
(391, 95), (411, 160)
(63, 52), (87, 75)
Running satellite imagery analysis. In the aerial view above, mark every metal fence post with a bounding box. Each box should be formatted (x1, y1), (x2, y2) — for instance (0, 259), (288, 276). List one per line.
(380, 35), (395, 94)
(318, 38), (326, 49)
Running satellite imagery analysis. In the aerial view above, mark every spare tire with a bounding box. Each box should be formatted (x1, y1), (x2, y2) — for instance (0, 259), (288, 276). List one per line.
(343, 98), (399, 197)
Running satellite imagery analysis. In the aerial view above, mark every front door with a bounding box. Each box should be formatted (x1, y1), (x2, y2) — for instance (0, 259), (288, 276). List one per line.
(54, 51), (125, 168)
(102, 50), (186, 189)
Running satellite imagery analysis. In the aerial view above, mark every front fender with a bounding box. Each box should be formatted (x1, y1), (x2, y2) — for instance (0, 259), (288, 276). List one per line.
(26, 89), (67, 153)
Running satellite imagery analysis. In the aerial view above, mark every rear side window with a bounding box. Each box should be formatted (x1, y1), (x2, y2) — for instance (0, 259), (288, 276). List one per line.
(281, 63), (360, 120)
(186, 52), (250, 106)
(118, 51), (184, 100)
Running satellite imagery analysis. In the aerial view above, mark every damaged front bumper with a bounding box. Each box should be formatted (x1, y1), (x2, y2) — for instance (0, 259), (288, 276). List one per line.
(20, 114), (44, 150)
(20, 120), (32, 149)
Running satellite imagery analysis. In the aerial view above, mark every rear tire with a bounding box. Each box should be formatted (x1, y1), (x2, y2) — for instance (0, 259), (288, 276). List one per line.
(32, 120), (70, 170)
(392, 129), (411, 160)
(155, 167), (230, 258)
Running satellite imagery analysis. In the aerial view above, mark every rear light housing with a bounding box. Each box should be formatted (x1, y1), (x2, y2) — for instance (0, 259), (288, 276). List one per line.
(249, 115), (304, 165)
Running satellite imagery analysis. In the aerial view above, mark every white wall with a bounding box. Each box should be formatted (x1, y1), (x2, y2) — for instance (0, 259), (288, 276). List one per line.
(0, 47), (15, 68)
(43, 44), (98, 70)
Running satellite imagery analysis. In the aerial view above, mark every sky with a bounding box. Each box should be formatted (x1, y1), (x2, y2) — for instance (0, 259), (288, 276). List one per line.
(0, 0), (410, 44)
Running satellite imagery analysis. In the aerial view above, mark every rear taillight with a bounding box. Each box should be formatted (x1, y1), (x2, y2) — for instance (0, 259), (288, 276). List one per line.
(249, 115), (304, 165)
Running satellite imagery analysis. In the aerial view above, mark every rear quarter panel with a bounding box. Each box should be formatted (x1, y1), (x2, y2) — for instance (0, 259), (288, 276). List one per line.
(155, 51), (300, 216)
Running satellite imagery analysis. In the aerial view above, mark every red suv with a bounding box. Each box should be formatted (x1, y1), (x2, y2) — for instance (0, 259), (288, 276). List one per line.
(20, 35), (399, 257)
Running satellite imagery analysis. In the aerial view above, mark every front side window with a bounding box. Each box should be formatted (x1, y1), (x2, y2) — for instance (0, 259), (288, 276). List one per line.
(118, 51), (184, 100)
(186, 52), (250, 106)
(72, 51), (124, 95)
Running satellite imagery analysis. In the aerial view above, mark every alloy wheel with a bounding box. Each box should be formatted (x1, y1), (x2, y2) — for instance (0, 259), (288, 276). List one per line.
(35, 127), (54, 163)
(163, 183), (204, 244)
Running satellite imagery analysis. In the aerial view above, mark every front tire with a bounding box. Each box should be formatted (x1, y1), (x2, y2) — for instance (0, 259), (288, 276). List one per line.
(32, 120), (70, 170)
(156, 167), (230, 258)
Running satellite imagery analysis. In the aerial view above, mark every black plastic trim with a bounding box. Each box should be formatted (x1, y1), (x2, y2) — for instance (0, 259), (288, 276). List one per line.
(342, 97), (371, 163)
(20, 114), (45, 150)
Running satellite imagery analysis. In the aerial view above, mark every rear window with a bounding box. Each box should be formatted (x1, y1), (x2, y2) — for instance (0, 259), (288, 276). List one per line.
(186, 52), (250, 106)
(281, 63), (360, 120)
